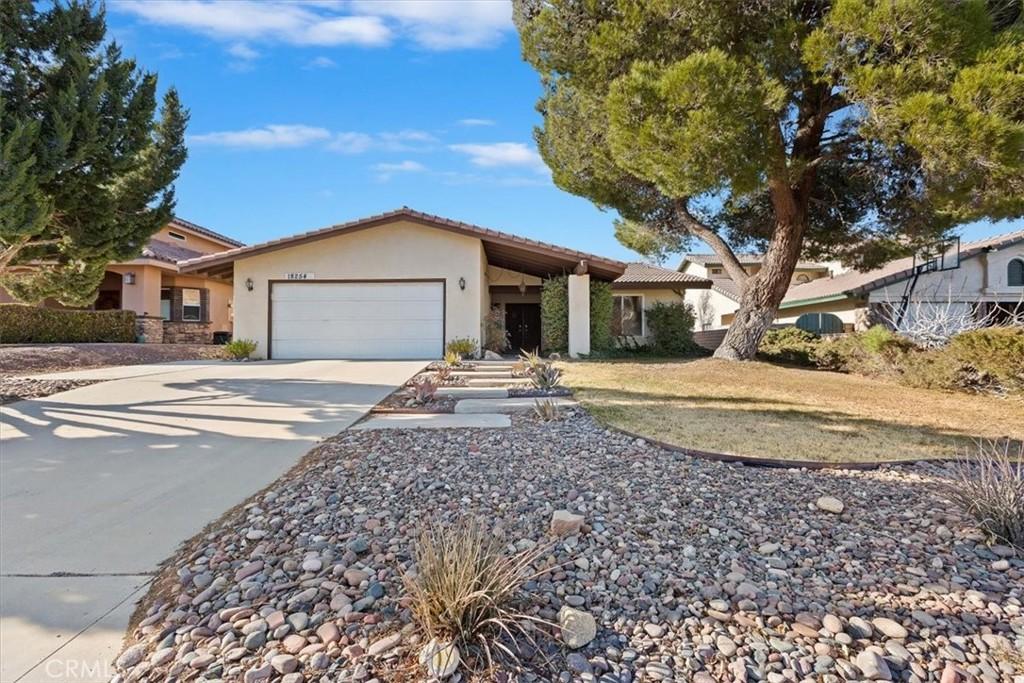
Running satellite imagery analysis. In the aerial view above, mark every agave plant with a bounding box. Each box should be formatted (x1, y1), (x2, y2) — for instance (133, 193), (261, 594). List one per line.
(529, 362), (563, 390)
(409, 375), (440, 405)
(444, 350), (462, 368)
(532, 398), (560, 421)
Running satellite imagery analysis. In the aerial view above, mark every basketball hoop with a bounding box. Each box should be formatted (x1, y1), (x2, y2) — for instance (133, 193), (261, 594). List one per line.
(912, 237), (961, 274)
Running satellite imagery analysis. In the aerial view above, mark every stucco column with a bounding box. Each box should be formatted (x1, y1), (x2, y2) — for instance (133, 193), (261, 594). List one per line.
(568, 273), (590, 358)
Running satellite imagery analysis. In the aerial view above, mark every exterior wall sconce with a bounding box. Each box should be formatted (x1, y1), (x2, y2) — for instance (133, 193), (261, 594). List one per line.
(123, 272), (136, 285)
(458, 277), (466, 291)
(245, 277), (254, 292)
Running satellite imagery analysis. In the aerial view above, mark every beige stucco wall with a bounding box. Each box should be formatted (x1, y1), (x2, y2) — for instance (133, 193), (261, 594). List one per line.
(232, 220), (486, 358)
(154, 225), (234, 255)
(108, 264), (164, 318)
(772, 298), (864, 329)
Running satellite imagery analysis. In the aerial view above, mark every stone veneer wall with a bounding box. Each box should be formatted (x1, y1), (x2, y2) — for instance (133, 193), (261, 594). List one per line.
(135, 315), (165, 344)
(163, 321), (212, 344)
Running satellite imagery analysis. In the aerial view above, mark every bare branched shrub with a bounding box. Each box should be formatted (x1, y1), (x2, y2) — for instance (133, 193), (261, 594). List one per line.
(402, 519), (551, 674)
(938, 441), (1024, 548)
(876, 288), (1024, 349)
(532, 398), (561, 421)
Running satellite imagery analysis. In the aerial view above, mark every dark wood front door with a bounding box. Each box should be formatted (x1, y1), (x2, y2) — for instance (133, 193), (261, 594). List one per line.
(506, 303), (541, 353)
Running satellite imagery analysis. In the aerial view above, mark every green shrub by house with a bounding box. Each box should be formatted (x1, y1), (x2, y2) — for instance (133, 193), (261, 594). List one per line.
(0, 304), (136, 343)
(224, 338), (258, 360)
(445, 337), (478, 358)
(757, 327), (820, 366)
(540, 276), (569, 353)
(948, 327), (1024, 393)
(589, 280), (613, 353)
(646, 301), (698, 355)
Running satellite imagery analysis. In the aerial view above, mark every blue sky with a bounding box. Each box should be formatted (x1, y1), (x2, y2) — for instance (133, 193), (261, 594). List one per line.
(107, 0), (1020, 263)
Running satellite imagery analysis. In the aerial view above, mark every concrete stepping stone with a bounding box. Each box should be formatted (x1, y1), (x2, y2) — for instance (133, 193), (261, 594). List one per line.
(353, 413), (510, 430)
(454, 397), (577, 414)
(435, 387), (509, 398)
(465, 377), (533, 387)
(450, 370), (514, 379)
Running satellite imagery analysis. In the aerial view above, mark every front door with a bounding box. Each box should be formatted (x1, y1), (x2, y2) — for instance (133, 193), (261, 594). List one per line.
(505, 303), (541, 353)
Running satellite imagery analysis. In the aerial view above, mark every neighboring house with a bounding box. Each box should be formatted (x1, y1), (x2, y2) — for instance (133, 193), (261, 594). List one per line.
(678, 254), (837, 331)
(179, 208), (710, 359)
(0, 218), (243, 343)
(776, 229), (1024, 333)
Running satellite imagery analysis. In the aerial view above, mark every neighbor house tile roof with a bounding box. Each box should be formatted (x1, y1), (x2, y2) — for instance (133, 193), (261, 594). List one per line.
(612, 262), (711, 289)
(169, 217), (245, 248)
(180, 207), (629, 281)
(683, 253), (832, 269)
(141, 238), (208, 264)
(781, 229), (1024, 307)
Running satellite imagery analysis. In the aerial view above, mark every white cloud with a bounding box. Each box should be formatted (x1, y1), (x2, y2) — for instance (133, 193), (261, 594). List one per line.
(378, 129), (438, 151)
(327, 132), (375, 154)
(373, 160), (426, 172)
(227, 42), (259, 60)
(113, 1), (391, 47)
(351, 0), (513, 49)
(189, 124), (331, 148)
(449, 142), (547, 172)
(458, 118), (496, 127)
(305, 56), (337, 69)
(112, 0), (514, 50)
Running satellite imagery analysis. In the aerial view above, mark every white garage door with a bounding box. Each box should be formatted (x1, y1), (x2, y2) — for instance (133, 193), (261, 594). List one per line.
(270, 281), (444, 359)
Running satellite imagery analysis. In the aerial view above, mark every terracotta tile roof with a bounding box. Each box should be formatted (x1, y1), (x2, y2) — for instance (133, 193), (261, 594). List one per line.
(170, 217), (244, 248)
(782, 229), (1024, 307)
(710, 279), (743, 301)
(612, 262), (711, 289)
(179, 207), (628, 280)
(141, 238), (207, 264)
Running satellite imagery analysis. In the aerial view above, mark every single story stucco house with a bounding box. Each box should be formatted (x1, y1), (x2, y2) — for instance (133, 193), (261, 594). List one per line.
(179, 208), (711, 360)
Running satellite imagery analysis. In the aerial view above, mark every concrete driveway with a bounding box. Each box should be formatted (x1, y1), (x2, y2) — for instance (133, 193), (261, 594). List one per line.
(0, 360), (423, 683)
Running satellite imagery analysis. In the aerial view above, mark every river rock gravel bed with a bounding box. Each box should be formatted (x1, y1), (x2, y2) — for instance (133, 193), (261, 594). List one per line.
(0, 377), (100, 403)
(116, 409), (1023, 682)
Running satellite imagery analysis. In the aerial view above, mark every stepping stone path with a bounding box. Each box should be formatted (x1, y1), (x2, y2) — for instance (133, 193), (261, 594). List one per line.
(367, 359), (574, 429)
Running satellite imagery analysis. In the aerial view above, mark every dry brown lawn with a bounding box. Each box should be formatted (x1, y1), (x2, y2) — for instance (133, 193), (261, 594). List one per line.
(562, 358), (1024, 463)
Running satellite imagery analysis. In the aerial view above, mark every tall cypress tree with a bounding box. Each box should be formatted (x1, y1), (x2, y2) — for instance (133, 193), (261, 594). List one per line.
(0, 0), (188, 307)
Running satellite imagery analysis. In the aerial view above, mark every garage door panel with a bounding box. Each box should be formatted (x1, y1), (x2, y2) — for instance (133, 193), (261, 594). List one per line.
(270, 281), (443, 360)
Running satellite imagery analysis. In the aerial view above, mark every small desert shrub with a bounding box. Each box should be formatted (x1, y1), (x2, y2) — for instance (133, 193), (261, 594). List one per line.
(758, 327), (820, 366)
(409, 375), (440, 404)
(444, 350), (463, 367)
(402, 519), (549, 672)
(446, 337), (478, 358)
(938, 441), (1023, 548)
(434, 364), (454, 384)
(483, 307), (509, 354)
(223, 338), (257, 360)
(529, 362), (563, 389)
(532, 398), (560, 421)
(645, 301), (698, 355)
(519, 349), (544, 372)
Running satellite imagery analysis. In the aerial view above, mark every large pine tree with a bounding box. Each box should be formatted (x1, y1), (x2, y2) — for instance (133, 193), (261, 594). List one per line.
(0, 0), (188, 307)
(514, 0), (1024, 360)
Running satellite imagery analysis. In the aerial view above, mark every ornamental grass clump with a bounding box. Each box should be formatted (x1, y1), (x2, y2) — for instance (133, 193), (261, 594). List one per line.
(532, 398), (561, 421)
(939, 441), (1024, 548)
(402, 519), (550, 674)
(223, 338), (258, 360)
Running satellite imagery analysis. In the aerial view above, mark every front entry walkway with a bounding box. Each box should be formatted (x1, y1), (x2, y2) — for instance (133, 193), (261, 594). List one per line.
(0, 359), (423, 682)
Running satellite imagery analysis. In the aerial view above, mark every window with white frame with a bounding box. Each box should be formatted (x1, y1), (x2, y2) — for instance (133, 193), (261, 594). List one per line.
(613, 295), (644, 336)
(182, 288), (202, 321)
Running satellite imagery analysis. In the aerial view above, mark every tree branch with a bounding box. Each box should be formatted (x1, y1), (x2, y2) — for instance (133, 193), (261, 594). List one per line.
(674, 200), (750, 287)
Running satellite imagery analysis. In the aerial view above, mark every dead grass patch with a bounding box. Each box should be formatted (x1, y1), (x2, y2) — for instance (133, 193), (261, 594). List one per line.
(562, 358), (1024, 463)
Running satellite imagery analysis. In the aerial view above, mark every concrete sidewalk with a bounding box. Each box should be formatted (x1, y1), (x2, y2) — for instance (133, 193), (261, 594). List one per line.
(0, 360), (422, 682)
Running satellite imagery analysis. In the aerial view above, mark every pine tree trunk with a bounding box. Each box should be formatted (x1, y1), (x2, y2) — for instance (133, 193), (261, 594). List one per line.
(713, 217), (805, 361)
